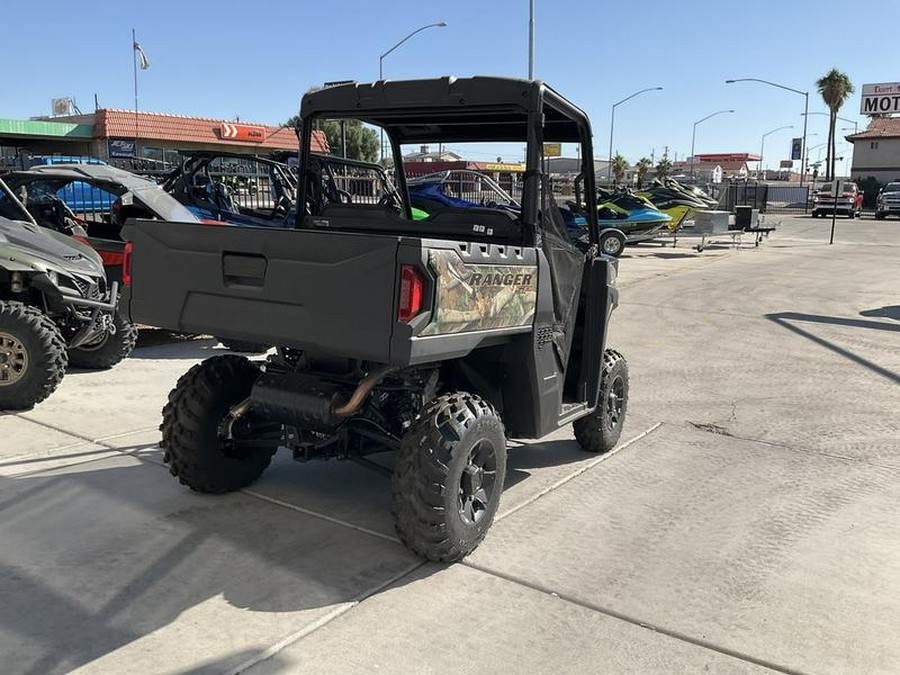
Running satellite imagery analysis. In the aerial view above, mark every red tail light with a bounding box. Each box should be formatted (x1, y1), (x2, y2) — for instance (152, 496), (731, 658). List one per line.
(398, 265), (425, 322)
(122, 241), (133, 287)
(99, 250), (125, 267)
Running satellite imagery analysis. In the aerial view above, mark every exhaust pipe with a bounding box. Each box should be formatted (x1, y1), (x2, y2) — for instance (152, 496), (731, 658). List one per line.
(332, 365), (395, 417)
(249, 365), (395, 431)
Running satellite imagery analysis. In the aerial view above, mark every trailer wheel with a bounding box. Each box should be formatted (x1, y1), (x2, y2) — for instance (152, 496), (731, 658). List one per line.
(573, 349), (629, 454)
(0, 302), (67, 410)
(68, 312), (137, 370)
(161, 355), (280, 494)
(599, 230), (626, 257)
(393, 392), (507, 562)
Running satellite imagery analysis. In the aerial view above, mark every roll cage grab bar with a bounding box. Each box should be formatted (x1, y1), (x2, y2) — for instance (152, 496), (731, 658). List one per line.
(294, 78), (599, 247)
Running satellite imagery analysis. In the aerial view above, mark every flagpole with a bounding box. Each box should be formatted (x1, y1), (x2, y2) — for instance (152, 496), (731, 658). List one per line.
(132, 28), (139, 152)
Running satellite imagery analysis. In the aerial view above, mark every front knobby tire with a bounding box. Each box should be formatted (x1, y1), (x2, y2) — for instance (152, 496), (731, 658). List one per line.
(573, 349), (629, 454)
(161, 355), (280, 494)
(393, 392), (507, 563)
(68, 312), (138, 370)
(0, 302), (67, 410)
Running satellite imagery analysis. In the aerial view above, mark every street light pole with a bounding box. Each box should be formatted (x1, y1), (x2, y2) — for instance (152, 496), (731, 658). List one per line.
(690, 109), (734, 179)
(726, 78), (810, 187)
(528, 0), (535, 79)
(607, 86), (663, 181)
(758, 125), (793, 180)
(803, 111), (858, 134)
(378, 21), (448, 163)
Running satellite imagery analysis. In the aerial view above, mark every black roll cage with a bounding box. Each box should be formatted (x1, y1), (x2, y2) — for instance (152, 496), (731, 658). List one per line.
(295, 76), (599, 247)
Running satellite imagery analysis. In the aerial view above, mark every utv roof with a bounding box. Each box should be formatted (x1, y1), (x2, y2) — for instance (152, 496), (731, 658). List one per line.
(300, 76), (588, 143)
(8, 164), (158, 191)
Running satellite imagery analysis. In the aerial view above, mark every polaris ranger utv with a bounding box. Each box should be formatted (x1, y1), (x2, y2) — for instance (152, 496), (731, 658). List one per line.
(0, 177), (136, 409)
(122, 77), (629, 562)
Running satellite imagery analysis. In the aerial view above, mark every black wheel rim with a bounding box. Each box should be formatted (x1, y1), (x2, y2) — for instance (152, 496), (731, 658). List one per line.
(458, 440), (498, 525)
(605, 375), (625, 431)
(0, 331), (29, 387)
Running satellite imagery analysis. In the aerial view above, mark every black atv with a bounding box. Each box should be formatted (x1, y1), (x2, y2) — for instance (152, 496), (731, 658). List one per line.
(122, 77), (629, 562)
(0, 178), (136, 410)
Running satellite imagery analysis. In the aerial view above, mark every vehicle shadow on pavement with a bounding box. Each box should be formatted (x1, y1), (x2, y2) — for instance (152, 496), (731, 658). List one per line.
(860, 305), (900, 321)
(128, 337), (233, 361)
(766, 311), (900, 384)
(0, 426), (616, 674)
(0, 458), (421, 675)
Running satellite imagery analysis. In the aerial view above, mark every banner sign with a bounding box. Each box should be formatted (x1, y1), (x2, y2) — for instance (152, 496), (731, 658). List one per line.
(790, 138), (803, 161)
(108, 138), (135, 158)
(220, 123), (267, 143)
(780, 160), (794, 168)
(543, 143), (562, 157)
(860, 82), (900, 115)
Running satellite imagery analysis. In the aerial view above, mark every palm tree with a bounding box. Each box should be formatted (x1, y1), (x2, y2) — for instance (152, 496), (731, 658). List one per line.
(611, 153), (628, 185)
(635, 157), (652, 187)
(817, 68), (854, 181)
(655, 153), (673, 181)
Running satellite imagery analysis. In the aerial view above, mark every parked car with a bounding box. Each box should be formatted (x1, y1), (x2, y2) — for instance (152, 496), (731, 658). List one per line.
(874, 181), (900, 220)
(811, 181), (862, 219)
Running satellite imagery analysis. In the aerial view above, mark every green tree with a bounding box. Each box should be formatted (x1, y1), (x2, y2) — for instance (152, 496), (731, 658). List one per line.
(816, 68), (854, 181)
(283, 115), (379, 163)
(635, 157), (652, 187)
(655, 153), (673, 181)
(611, 153), (629, 185)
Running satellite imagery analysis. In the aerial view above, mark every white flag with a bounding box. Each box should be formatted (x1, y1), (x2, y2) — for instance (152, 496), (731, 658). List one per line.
(133, 41), (150, 70)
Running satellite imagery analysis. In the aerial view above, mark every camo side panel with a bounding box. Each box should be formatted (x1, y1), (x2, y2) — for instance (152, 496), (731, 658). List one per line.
(420, 249), (537, 336)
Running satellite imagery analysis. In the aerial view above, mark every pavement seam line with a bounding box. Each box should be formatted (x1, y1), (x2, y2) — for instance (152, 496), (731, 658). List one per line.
(240, 488), (402, 545)
(461, 560), (812, 675)
(14, 415), (97, 445)
(681, 423), (900, 473)
(496, 422), (663, 522)
(92, 425), (162, 442)
(226, 560), (427, 675)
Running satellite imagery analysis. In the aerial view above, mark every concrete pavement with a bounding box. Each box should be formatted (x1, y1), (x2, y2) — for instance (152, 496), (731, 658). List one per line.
(1, 215), (898, 674)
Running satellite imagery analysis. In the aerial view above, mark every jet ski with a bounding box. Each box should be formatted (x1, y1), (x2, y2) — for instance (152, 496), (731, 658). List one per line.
(594, 188), (672, 240)
(636, 180), (711, 229)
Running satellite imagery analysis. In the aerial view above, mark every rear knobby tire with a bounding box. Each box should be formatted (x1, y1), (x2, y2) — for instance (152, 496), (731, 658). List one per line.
(393, 392), (507, 562)
(573, 349), (629, 454)
(161, 354), (280, 494)
(0, 301), (67, 410)
(67, 312), (138, 370)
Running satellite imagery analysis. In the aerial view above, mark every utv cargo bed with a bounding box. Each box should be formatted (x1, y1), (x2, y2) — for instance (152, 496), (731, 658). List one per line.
(123, 219), (538, 365)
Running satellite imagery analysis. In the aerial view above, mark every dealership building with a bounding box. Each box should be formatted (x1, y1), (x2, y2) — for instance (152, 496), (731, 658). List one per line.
(0, 109), (326, 169)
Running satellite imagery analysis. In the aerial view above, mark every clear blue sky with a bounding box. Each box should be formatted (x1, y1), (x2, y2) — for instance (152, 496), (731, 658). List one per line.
(4, 0), (898, 167)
